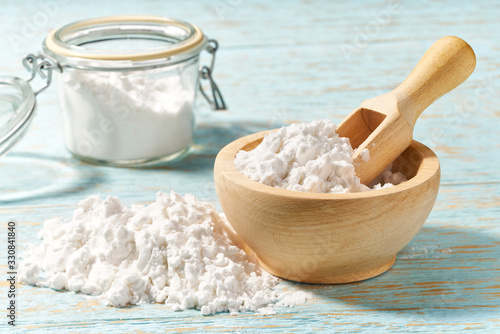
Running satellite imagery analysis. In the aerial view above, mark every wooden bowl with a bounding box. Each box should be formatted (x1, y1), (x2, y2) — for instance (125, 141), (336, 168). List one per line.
(214, 130), (441, 284)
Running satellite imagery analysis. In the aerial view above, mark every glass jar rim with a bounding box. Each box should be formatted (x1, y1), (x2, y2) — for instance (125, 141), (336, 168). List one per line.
(0, 76), (36, 158)
(43, 15), (206, 63)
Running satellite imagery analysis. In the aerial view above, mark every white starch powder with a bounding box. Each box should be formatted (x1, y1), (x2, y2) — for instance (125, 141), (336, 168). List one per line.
(19, 191), (310, 315)
(59, 68), (195, 161)
(234, 119), (406, 193)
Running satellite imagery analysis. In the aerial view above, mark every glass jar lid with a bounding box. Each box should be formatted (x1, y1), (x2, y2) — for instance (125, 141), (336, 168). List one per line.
(43, 15), (207, 69)
(0, 76), (36, 157)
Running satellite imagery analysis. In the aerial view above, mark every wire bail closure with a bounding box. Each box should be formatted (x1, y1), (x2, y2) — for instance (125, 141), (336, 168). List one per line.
(199, 39), (227, 110)
(24, 40), (227, 107)
(22, 54), (60, 96)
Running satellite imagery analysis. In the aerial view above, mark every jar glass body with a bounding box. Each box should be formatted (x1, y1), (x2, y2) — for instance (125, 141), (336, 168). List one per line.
(56, 57), (199, 165)
(42, 16), (208, 166)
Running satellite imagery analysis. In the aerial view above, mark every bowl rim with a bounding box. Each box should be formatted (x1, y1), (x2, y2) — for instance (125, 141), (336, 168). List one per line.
(214, 129), (440, 200)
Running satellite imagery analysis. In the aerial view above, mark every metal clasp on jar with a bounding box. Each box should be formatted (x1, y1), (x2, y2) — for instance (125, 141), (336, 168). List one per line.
(22, 54), (61, 95)
(199, 39), (227, 110)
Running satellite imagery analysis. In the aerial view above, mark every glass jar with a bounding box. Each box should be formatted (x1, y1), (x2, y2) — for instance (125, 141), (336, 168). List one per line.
(0, 15), (225, 166)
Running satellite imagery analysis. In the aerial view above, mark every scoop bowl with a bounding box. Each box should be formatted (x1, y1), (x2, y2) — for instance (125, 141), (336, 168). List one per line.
(214, 129), (440, 284)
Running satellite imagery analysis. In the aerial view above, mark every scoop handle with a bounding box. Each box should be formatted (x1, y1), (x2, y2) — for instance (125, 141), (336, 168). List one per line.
(395, 36), (476, 127)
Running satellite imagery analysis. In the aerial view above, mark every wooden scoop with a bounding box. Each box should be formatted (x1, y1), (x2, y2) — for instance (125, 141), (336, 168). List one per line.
(336, 36), (476, 186)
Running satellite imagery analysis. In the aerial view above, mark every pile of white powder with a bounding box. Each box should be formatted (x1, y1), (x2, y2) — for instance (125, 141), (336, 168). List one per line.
(234, 119), (406, 193)
(19, 191), (310, 315)
(58, 68), (194, 161)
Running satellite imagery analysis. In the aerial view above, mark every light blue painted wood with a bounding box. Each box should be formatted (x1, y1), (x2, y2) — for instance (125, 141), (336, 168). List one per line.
(1, 0), (499, 332)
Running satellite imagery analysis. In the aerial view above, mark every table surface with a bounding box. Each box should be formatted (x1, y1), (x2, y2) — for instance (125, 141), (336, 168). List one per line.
(1, 0), (499, 333)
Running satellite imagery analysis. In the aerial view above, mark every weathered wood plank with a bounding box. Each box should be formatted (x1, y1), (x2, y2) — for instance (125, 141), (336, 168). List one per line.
(0, 0), (499, 333)
(1, 184), (499, 333)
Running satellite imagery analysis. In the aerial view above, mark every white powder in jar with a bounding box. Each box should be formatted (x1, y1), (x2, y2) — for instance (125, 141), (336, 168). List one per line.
(18, 191), (311, 315)
(234, 119), (406, 193)
(58, 69), (195, 161)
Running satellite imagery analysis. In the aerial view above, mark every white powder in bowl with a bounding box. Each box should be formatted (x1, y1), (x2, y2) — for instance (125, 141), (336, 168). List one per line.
(234, 119), (406, 193)
(58, 69), (195, 161)
(18, 191), (311, 315)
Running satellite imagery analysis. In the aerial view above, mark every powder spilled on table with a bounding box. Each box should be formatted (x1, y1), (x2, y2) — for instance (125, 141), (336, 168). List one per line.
(18, 191), (310, 315)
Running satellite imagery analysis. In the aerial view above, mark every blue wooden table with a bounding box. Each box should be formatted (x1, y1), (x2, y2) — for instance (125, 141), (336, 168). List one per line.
(1, 0), (499, 332)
